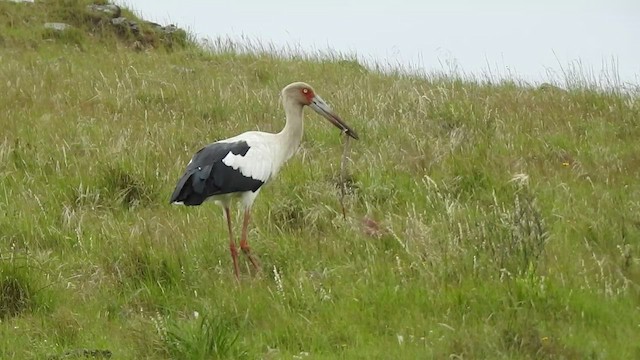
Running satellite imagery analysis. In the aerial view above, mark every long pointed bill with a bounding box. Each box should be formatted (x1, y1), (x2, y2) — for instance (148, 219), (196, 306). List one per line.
(309, 96), (359, 140)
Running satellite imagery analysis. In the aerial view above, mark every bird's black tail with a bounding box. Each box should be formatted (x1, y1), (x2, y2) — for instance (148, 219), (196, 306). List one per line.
(169, 171), (207, 206)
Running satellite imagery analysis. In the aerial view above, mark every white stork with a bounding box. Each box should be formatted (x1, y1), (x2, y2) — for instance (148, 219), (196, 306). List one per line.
(170, 82), (359, 278)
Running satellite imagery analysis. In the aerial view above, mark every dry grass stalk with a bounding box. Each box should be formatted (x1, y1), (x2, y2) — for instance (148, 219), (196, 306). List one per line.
(339, 131), (352, 219)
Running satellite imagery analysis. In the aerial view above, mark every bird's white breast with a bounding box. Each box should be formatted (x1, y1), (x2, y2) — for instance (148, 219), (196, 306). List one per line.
(219, 131), (284, 183)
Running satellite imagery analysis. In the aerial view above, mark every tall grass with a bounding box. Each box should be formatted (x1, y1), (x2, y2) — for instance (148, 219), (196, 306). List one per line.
(1, 1), (639, 359)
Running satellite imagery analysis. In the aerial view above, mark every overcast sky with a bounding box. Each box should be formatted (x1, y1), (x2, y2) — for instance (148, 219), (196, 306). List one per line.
(117, 0), (639, 87)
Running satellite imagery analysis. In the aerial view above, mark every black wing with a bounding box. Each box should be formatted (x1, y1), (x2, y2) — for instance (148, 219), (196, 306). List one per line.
(169, 141), (265, 206)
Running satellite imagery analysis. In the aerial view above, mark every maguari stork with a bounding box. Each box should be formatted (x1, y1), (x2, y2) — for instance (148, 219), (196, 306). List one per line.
(169, 82), (359, 278)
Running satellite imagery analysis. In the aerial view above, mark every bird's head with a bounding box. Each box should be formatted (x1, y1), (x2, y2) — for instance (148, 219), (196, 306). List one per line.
(282, 82), (359, 140)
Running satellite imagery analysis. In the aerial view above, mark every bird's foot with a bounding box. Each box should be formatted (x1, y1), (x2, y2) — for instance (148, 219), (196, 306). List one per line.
(240, 242), (262, 274)
(229, 242), (240, 280)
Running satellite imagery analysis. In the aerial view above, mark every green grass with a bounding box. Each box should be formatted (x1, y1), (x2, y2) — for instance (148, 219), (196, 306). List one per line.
(1, 1), (640, 359)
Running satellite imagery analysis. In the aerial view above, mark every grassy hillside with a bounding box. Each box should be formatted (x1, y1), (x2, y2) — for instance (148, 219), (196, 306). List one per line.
(1, 1), (639, 359)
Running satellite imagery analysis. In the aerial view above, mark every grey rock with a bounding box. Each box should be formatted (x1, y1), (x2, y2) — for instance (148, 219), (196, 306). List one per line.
(161, 24), (179, 34)
(110, 17), (182, 37)
(538, 83), (568, 93)
(86, 4), (121, 18)
(145, 21), (179, 35)
(44, 22), (72, 31)
(111, 17), (139, 34)
(110, 17), (127, 26)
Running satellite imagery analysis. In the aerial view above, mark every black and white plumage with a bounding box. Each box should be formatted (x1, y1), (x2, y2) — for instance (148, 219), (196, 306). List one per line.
(169, 140), (265, 206)
(169, 82), (359, 278)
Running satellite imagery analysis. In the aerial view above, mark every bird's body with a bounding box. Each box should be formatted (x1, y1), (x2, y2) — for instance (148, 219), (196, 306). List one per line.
(170, 82), (358, 278)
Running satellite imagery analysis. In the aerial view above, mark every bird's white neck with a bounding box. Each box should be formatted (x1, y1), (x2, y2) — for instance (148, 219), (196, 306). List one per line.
(277, 96), (305, 162)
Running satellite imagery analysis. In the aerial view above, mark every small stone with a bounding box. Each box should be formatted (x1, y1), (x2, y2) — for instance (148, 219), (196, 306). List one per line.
(44, 23), (72, 31)
(111, 17), (139, 34)
(537, 82), (567, 93)
(145, 21), (180, 35)
(111, 17), (127, 26)
(160, 24), (179, 34)
(86, 4), (121, 18)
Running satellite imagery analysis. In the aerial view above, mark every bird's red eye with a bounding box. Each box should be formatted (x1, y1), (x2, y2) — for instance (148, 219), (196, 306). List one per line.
(301, 88), (314, 103)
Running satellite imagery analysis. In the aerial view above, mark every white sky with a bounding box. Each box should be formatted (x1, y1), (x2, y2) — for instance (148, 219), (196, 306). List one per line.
(117, 0), (639, 87)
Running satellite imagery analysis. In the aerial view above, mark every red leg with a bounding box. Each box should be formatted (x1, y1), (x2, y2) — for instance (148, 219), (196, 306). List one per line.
(239, 208), (261, 272)
(224, 206), (240, 279)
